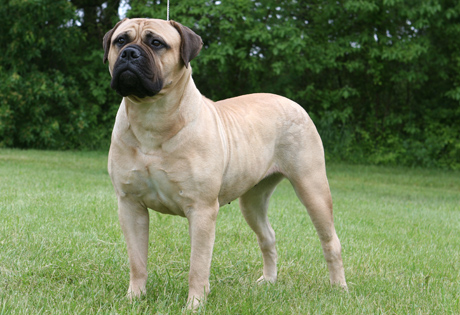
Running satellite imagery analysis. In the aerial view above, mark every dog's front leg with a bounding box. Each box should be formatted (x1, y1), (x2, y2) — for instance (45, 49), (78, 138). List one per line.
(185, 204), (218, 310)
(118, 198), (150, 300)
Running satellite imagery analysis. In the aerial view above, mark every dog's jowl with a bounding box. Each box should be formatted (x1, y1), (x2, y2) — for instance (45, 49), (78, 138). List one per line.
(103, 18), (347, 310)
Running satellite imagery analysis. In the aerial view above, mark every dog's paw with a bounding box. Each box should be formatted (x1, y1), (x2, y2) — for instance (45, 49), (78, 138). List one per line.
(256, 275), (276, 285)
(126, 286), (146, 302)
(338, 283), (349, 292)
(330, 279), (348, 292)
(186, 296), (206, 312)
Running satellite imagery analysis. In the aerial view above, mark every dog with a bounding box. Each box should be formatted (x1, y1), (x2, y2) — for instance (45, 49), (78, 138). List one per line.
(103, 18), (347, 309)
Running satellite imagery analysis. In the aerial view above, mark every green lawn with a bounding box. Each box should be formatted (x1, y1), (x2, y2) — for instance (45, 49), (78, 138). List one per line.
(0, 149), (459, 314)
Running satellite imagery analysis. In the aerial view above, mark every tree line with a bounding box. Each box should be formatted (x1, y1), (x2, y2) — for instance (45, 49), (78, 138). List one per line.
(1, 0), (459, 169)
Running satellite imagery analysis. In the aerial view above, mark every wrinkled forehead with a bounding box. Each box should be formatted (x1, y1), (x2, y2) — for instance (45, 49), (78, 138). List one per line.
(112, 18), (180, 44)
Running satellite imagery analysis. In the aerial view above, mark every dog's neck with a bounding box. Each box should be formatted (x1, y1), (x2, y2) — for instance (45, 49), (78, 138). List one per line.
(120, 67), (202, 152)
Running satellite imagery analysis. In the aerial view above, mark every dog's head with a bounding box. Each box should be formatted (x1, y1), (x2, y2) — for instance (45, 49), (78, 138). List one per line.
(103, 18), (203, 99)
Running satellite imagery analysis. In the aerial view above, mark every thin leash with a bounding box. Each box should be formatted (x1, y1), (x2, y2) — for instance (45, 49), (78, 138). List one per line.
(166, 0), (170, 21)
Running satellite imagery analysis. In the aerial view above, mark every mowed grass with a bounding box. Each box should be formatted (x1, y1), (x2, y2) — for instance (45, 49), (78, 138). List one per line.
(0, 149), (459, 314)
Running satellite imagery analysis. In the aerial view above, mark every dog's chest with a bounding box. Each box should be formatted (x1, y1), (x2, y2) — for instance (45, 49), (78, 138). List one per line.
(109, 148), (187, 216)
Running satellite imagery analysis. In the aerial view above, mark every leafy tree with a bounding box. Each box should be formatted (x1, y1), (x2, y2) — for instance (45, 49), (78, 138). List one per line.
(0, 0), (119, 149)
(127, 0), (460, 168)
(0, 0), (458, 169)
(71, 0), (121, 46)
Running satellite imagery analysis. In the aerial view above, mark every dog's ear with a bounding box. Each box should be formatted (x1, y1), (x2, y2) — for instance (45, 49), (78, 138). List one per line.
(103, 18), (129, 64)
(170, 20), (203, 68)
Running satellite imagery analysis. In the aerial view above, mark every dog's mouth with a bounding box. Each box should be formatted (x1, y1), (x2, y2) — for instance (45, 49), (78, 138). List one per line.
(111, 67), (163, 98)
(111, 47), (163, 98)
(111, 69), (156, 98)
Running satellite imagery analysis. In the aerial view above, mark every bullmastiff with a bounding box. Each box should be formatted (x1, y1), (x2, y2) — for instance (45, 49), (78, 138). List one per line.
(103, 18), (347, 309)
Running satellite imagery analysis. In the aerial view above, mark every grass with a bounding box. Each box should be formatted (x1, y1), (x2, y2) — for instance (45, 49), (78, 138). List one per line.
(0, 148), (459, 314)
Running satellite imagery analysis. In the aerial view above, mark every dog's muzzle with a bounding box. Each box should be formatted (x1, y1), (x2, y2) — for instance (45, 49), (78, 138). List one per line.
(111, 45), (163, 98)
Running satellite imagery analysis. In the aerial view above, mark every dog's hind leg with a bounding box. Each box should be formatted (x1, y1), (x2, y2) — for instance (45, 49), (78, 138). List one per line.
(239, 173), (284, 284)
(286, 158), (347, 289)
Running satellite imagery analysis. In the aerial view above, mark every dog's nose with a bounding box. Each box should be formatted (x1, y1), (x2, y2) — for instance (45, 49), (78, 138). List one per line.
(121, 47), (141, 60)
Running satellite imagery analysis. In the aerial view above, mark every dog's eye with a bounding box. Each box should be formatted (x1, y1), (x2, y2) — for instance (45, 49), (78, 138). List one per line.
(151, 40), (164, 48)
(117, 38), (125, 45)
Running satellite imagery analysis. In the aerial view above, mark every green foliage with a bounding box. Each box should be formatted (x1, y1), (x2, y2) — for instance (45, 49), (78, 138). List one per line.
(0, 0), (459, 168)
(127, 0), (460, 169)
(0, 71), (91, 148)
(0, 0), (118, 149)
